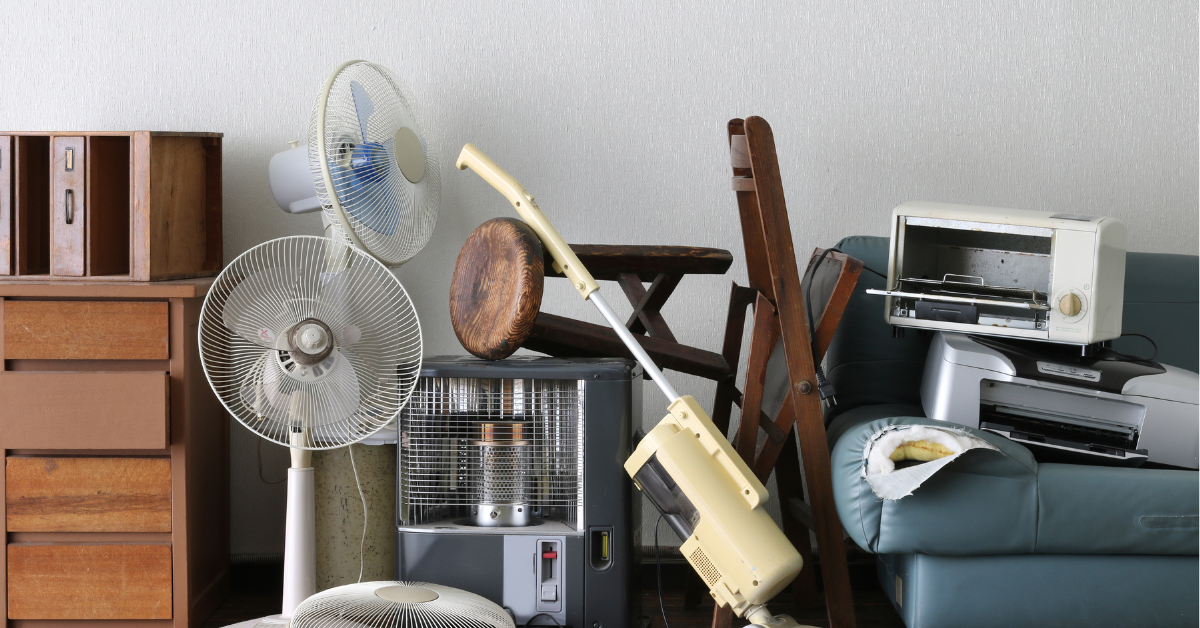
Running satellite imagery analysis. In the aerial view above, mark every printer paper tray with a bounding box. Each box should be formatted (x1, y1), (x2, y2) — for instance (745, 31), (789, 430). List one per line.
(981, 421), (1149, 468)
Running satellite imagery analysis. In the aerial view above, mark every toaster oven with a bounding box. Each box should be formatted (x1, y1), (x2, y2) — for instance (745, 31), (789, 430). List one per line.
(867, 202), (1127, 345)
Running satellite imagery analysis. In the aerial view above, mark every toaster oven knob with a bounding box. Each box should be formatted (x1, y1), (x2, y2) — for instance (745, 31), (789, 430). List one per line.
(1059, 292), (1083, 317)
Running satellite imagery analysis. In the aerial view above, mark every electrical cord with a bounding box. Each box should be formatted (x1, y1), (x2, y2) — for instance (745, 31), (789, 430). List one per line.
(860, 263), (887, 279)
(348, 444), (368, 584)
(261, 435), (370, 583)
(256, 438), (286, 485)
(1111, 332), (1158, 362)
(524, 612), (562, 627)
(654, 515), (672, 628)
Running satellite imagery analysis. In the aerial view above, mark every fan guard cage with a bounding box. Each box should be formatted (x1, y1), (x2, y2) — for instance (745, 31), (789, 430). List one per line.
(292, 581), (514, 628)
(310, 60), (440, 267)
(199, 236), (422, 449)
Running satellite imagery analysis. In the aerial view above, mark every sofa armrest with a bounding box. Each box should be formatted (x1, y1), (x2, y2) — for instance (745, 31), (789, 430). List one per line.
(830, 407), (1199, 557)
(830, 407), (1040, 555)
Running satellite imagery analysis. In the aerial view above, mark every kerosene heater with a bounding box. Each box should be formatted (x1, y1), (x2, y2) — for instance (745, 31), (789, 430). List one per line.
(395, 356), (640, 628)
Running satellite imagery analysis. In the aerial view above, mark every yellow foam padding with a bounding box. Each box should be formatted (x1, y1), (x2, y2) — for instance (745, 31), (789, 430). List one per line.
(888, 440), (957, 462)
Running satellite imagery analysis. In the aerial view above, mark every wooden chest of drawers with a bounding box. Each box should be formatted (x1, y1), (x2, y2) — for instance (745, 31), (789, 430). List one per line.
(0, 278), (228, 627)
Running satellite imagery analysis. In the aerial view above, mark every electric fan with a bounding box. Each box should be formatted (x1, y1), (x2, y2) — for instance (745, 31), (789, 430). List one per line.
(291, 582), (515, 628)
(269, 60), (440, 267)
(207, 60), (440, 623)
(200, 236), (423, 625)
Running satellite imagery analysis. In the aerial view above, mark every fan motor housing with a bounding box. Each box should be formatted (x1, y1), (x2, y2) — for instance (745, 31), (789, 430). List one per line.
(288, 318), (334, 365)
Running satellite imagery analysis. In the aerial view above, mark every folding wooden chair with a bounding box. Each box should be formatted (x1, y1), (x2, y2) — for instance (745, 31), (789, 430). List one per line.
(704, 116), (863, 628)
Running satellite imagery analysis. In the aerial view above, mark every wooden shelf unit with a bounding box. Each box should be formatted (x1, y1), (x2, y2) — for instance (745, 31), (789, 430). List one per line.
(0, 132), (222, 282)
(0, 278), (229, 627)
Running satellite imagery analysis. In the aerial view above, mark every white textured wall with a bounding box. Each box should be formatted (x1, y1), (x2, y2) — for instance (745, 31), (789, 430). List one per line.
(4, 1), (1195, 559)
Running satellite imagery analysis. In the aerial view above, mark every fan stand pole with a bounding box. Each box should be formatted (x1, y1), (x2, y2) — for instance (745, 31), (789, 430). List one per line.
(281, 435), (316, 618)
(321, 212), (335, 241)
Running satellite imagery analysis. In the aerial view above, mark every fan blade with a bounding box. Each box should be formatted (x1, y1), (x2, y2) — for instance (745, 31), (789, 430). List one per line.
(251, 350), (363, 430)
(237, 350), (276, 415)
(313, 62), (441, 265)
(222, 267), (301, 347)
(350, 80), (375, 142)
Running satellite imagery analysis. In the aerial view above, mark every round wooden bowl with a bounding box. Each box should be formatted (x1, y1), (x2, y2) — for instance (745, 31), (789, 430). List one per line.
(450, 218), (545, 360)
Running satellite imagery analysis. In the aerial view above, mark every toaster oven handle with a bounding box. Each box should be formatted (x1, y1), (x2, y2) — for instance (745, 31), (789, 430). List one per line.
(864, 288), (1052, 311)
(943, 274), (985, 285)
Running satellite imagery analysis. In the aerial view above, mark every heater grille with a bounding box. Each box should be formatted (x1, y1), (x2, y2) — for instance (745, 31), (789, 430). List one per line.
(399, 377), (584, 527)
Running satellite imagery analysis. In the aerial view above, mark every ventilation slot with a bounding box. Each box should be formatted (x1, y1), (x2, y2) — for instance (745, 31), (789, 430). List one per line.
(689, 547), (722, 586)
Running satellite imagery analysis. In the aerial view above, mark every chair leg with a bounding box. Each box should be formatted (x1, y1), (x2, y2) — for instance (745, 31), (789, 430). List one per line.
(711, 602), (734, 628)
(776, 432), (820, 609)
(712, 283), (758, 436)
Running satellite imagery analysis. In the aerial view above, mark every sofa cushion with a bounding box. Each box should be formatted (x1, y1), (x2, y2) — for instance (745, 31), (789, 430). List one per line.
(830, 411), (1199, 556)
(1037, 463), (1199, 554)
(877, 553), (1199, 628)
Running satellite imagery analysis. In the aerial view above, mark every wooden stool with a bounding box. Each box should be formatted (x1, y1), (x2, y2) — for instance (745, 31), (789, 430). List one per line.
(450, 216), (735, 380)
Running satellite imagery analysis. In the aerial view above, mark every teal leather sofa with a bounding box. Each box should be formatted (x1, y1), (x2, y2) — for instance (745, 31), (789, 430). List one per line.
(825, 236), (1199, 628)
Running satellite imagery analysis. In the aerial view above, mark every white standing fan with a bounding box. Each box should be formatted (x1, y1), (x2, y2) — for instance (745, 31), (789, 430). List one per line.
(207, 60), (441, 624)
(269, 60), (441, 267)
(292, 581), (515, 628)
(201, 236), (423, 625)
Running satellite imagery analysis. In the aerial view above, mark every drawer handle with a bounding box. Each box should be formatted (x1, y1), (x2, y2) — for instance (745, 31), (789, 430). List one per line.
(64, 189), (75, 225)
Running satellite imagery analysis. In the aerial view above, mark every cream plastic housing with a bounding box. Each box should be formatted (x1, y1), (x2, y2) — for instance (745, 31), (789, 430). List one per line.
(455, 144), (601, 299)
(624, 396), (803, 616)
(870, 202), (1127, 345)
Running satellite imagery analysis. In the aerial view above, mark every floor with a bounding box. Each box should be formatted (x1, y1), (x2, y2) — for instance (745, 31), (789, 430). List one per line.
(201, 556), (904, 628)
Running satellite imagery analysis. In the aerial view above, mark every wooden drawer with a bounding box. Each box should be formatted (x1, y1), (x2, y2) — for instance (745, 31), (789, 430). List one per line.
(6, 457), (171, 532)
(7, 543), (172, 619)
(2, 300), (168, 360)
(0, 372), (169, 449)
(50, 137), (85, 277)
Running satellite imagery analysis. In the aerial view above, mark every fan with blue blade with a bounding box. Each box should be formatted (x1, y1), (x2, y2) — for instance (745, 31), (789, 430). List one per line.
(268, 61), (440, 267)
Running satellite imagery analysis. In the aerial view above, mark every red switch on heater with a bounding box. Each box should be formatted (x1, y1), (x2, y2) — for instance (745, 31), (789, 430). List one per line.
(542, 551), (558, 559)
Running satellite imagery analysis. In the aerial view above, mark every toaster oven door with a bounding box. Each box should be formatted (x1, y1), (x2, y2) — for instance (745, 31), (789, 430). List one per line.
(872, 217), (1055, 330)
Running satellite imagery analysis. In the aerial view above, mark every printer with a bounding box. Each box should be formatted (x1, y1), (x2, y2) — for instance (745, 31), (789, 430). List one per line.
(922, 332), (1199, 469)
(868, 202), (1127, 345)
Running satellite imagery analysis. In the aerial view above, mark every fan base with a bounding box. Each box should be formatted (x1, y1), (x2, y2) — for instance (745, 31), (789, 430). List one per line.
(375, 584), (440, 603)
(213, 614), (289, 628)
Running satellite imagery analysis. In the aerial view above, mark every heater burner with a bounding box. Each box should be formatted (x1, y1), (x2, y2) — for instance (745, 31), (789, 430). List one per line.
(473, 420), (532, 527)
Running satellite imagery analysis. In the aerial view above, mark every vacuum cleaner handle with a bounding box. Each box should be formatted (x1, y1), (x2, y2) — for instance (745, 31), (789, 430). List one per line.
(456, 143), (600, 300)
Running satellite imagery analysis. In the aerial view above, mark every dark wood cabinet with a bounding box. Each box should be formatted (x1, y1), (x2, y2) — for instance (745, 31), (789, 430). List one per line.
(0, 132), (222, 282)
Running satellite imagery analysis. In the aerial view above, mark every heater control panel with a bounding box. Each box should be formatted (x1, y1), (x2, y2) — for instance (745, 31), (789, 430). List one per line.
(536, 540), (562, 610)
(502, 534), (567, 625)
